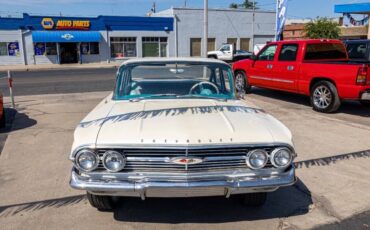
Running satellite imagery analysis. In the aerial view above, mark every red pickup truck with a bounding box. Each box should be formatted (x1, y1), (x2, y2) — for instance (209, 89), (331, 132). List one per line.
(233, 39), (370, 113)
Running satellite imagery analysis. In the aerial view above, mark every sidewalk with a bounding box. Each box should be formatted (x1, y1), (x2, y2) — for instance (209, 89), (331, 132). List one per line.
(0, 62), (121, 72)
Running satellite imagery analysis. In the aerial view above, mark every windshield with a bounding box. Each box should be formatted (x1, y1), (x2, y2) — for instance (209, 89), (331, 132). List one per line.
(114, 61), (235, 100)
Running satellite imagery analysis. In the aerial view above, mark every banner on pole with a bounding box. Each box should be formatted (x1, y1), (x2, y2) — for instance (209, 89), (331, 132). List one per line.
(275, 0), (288, 41)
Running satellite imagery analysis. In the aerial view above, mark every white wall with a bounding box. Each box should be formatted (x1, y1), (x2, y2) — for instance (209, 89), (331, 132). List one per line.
(155, 8), (276, 57)
(0, 30), (25, 65)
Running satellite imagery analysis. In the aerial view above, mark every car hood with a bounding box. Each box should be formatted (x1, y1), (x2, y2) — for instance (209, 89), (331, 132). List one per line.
(75, 99), (293, 147)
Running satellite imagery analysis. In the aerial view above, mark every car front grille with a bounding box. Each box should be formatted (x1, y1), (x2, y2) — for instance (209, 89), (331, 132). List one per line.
(95, 146), (275, 173)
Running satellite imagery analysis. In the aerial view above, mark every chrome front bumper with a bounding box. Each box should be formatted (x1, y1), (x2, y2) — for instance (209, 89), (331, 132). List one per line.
(70, 166), (296, 199)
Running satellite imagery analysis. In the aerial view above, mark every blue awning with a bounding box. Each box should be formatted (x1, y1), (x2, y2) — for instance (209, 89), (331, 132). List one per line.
(32, 31), (101, 43)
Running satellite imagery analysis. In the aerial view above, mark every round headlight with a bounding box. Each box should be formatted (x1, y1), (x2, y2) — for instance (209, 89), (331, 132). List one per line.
(246, 149), (268, 169)
(271, 147), (293, 168)
(75, 149), (99, 172)
(102, 150), (126, 172)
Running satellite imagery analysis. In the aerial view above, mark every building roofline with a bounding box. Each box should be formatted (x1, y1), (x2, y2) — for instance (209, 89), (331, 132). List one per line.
(167, 7), (275, 14)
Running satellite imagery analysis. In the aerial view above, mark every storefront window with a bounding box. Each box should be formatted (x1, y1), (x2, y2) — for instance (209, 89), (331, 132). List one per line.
(110, 37), (136, 58)
(142, 37), (167, 57)
(90, 43), (99, 55)
(34, 43), (57, 56)
(46, 43), (57, 55)
(80, 42), (99, 55)
(0, 42), (7, 56)
(0, 42), (20, 56)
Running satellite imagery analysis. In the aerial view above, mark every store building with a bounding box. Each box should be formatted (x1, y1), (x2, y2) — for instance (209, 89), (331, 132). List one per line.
(0, 13), (173, 66)
(154, 8), (276, 57)
(0, 8), (276, 66)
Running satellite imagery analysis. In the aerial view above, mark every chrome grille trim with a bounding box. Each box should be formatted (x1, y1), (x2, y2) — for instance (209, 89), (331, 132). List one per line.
(94, 146), (280, 173)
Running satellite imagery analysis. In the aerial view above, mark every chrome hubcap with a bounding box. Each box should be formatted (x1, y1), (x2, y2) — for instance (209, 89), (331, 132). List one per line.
(235, 73), (245, 92)
(313, 85), (332, 109)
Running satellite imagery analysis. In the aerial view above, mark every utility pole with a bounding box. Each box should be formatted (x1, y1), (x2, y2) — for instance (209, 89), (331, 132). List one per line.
(203, 0), (208, 58)
(251, 0), (255, 52)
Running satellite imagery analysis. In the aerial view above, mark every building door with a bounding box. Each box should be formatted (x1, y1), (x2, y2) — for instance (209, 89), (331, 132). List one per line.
(240, 38), (250, 51)
(60, 43), (78, 64)
(207, 38), (216, 52)
(190, 38), (201, 57)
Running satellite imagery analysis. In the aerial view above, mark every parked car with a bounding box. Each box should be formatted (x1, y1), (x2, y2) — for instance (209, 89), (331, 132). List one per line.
(233, 39), (370, 113)
(69, 58), (297, 210)
(344, 39), (370, 64)
(208, 44), (252, 62)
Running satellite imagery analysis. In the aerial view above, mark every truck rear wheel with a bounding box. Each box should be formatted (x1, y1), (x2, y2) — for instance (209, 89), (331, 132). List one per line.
(360, 101), (370, 108)
(86, 192), (115, 211)
(208, 55), (217, 59)
(310, 81), (341, 113)
(234, 71), (251, 94)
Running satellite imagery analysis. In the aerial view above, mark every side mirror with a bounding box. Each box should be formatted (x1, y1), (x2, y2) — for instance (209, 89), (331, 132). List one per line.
(250, 55), (257, 61)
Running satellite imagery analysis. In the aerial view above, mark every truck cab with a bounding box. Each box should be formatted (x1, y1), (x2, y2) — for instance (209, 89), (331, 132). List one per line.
(207, 44), (235, 61)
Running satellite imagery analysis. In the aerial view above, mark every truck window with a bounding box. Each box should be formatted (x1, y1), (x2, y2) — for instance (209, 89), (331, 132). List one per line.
(257, 45), (277, 61)
(346, 43), (367, 59)
(220, 45), (230, 52)
(278, 44), (298, 61)
(304, 43), (347, 60)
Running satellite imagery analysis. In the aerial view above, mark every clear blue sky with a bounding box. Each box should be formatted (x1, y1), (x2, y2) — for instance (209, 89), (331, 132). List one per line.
(0, 0), (367, 19)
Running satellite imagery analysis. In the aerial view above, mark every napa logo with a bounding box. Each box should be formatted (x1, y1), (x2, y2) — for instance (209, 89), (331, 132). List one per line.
(61, 33), (74, 40)
(41, 18), (54, 30)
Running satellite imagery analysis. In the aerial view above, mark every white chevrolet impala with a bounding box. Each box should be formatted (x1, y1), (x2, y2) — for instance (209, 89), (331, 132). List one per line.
(69, 58), (296, 210)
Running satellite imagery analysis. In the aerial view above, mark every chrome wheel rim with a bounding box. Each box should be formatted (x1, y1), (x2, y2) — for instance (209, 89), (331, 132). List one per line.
(235, 73), (245, 92)
(313, 85), (332, 109)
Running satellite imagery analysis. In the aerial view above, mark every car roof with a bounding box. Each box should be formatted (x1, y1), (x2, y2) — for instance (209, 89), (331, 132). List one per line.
(120, 57), (228, 67)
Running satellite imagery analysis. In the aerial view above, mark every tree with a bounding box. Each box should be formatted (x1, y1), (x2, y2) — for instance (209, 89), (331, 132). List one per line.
(229, 0), (258, 9)
(229, 3), (239, 9)
(304, 17), (340, 39)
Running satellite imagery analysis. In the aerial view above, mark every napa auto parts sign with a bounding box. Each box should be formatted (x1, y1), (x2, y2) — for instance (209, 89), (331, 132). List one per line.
(41, 18), (90, 30)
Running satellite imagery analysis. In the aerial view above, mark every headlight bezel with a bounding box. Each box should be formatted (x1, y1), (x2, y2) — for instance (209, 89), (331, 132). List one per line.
(74, 149), (99, 172)
(270, 147), (294, 168)
(102, 150), (126, 172)
(246, 149), (269, 169)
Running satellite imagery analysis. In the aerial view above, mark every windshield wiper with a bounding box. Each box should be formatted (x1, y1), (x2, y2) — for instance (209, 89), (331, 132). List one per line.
(129, 94), (178, 102)
(177, 95), (228, 101)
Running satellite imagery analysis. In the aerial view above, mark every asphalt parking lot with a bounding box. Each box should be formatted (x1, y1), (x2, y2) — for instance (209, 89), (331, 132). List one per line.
(0, 85), (369, 230)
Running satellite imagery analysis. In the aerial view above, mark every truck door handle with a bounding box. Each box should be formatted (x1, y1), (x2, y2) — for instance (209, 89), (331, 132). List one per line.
(267, 64), (273, 69)
(287, 65), (294, 71)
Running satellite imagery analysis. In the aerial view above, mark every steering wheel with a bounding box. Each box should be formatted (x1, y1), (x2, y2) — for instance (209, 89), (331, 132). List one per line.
(189, 81), (220, 95)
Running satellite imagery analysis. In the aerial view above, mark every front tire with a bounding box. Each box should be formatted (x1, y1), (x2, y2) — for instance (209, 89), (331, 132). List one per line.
(310, 81), (341, 113)
(0, 109), (5, 128)
(86, 192), (115, 211)
(234, 70), (251, 94)
(241, 192), (267, 207)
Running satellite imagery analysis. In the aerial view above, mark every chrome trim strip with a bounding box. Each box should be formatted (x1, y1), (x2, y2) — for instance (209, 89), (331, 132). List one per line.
(250, 76), (294, 84)
(70, 143), (295, 161)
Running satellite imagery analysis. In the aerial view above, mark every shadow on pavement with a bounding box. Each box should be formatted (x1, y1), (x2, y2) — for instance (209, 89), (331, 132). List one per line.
(0, 179), (312, 222)
(0, 195), (85, 217)
(113, 178), (312, 223)
(251, 88), (370, 117)
(0, 108), (37, 134)
(295, 149), (370, 169)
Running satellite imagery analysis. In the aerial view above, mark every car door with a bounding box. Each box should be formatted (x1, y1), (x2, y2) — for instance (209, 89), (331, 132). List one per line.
(219, 45), (232, 60)
(273, 43), (300, 92)
(248, 44), (278, 88)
